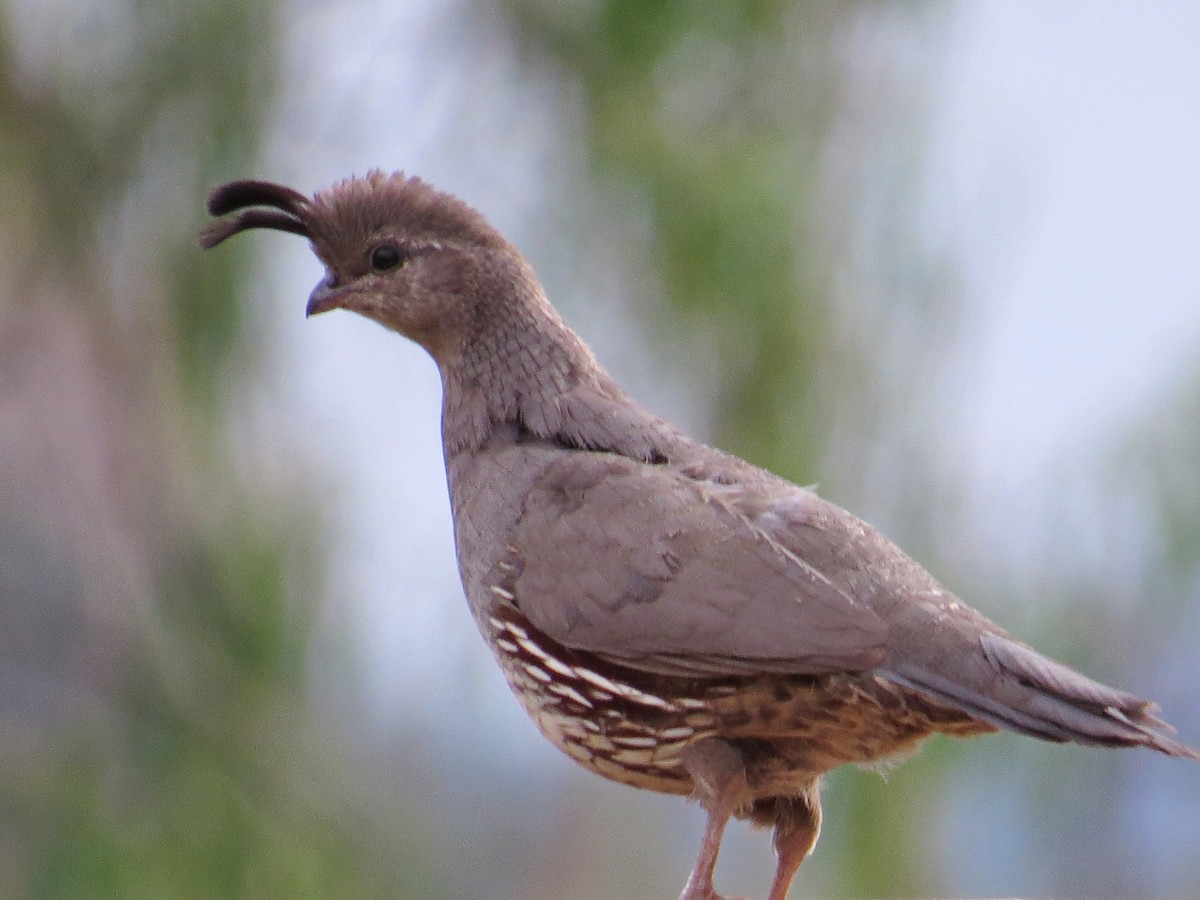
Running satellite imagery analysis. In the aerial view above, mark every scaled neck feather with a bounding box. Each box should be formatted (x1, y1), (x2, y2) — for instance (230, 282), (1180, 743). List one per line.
(439, 286), (685, 464)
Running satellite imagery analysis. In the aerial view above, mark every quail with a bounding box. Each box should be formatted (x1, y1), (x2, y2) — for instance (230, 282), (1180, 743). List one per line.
(202, 171), (1198, 900)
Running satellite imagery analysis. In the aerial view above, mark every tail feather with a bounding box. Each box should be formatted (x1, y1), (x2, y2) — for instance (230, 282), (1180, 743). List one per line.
(882, 632), (1200, 760)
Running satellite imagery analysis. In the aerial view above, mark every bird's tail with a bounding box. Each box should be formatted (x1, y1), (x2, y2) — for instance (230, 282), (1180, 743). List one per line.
(883, 632), (1199, 759)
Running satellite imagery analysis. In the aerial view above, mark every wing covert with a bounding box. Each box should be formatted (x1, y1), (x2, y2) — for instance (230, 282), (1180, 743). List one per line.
(509, 453), (887, 677)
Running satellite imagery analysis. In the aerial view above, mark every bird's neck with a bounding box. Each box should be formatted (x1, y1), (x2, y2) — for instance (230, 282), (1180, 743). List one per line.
(439, 295), (684, 464)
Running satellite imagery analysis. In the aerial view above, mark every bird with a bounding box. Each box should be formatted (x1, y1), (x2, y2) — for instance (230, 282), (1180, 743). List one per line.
(201, 170), (1198, 900)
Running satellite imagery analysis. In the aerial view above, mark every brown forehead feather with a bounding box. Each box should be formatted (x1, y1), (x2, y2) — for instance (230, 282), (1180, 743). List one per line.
(306, 170), (504, 250)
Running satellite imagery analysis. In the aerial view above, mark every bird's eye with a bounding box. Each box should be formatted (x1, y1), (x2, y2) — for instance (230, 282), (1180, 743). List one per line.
(369, 243), (407, 272)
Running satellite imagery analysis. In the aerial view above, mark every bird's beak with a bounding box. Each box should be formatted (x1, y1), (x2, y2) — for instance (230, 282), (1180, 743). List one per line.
(305, 278), (345, 318)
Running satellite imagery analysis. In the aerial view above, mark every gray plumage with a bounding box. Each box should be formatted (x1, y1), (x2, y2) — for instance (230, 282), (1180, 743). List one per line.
(203, 171), (1198, 900)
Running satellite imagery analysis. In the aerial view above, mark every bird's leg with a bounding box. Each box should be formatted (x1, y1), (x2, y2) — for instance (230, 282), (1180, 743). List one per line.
(678, 738), (751, 900)
(765, 787), (822, 900)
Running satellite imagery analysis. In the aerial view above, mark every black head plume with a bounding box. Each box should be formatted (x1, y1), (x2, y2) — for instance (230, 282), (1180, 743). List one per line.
(200, 179), (311, 249)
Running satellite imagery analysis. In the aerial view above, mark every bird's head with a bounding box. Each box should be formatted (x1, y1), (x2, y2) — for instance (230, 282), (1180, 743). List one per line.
(200, 170), (529, 359)
(200, 170), (639, 453)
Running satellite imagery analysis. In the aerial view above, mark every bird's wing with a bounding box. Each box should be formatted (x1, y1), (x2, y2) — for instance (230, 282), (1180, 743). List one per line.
(509, 451), (888, 677)
(765, 489), (1200, 758)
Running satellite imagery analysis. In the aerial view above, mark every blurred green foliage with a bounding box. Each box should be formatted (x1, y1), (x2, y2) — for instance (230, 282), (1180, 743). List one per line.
(0, 1), (451, 897)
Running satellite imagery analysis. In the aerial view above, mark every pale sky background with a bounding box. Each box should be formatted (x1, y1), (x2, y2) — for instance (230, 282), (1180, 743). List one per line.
(932, 4), (1200, 558)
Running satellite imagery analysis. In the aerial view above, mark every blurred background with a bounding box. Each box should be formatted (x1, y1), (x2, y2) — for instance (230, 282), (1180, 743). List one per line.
(2, 1), (1198, 897)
